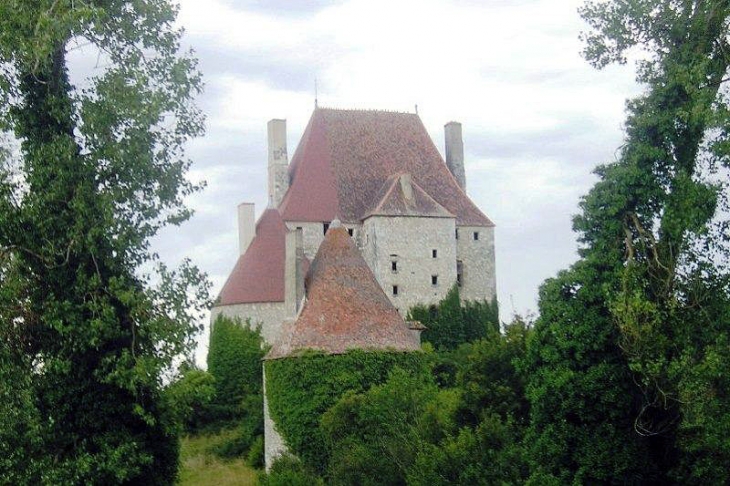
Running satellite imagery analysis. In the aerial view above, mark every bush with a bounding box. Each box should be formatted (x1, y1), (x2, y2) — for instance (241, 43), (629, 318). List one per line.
(409, 286), (498, 350)
(265, 350), (426, 474)
(165, 364), (217, 433)
(259, 455), (324, 486)
(207, 315), (268, 424)
(246, 435), (264, 468)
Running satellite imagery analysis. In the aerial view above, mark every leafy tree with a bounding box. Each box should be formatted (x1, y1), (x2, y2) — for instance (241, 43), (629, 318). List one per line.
(165, 364), (216, 434)
(526, 0), (730, 482)
(409, 285), (498, 350)
(0, 1), (208, 483)
(207, 316), (267, 421)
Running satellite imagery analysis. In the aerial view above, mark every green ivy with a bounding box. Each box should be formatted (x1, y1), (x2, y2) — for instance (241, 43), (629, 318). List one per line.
(265, 350), (425, 474)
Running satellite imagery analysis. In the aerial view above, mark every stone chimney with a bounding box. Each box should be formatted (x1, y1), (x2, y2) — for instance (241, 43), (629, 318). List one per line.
(268, 119), (289, 207)
(444, 122), (466, 191)
(284, 227), (305, 314)
(238, 202), (255, 255)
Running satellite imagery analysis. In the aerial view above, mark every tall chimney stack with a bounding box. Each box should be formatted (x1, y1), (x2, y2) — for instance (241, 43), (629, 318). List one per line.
(268, 119), (289, 207)
(238, 203), (255, 255)
(444, 122), (466, 191)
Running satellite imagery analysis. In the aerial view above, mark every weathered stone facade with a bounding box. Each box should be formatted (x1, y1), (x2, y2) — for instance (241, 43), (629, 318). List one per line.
(210, 302), (290, 344)
(362, 215), (457, 314)
(456, 225), (497, 303)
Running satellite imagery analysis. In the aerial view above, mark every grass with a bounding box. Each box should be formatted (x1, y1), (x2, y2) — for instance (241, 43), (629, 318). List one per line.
(178, 429), (260, 486)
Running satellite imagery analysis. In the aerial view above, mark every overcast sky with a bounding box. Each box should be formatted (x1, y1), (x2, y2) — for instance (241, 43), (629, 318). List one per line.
(146, 0), (643, 364)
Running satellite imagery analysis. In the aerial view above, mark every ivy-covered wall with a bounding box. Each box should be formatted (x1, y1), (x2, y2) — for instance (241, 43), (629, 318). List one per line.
(265, 350), (425, 473)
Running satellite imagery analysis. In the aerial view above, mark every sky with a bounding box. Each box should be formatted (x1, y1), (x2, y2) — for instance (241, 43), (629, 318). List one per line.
(145, 0), (644, 365)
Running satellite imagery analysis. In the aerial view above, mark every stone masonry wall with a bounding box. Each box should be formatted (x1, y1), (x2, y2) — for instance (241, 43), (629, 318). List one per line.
(362, 215), (457, 314)
(285, 221), (363, 260)
(456, 225), (496, 302)
(210, 301), (292, 345)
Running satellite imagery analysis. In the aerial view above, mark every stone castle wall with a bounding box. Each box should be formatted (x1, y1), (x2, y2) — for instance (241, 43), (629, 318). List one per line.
(210, 301), (291, 345)
(456, 225), (496, 302)
(361, 215), (458, 314)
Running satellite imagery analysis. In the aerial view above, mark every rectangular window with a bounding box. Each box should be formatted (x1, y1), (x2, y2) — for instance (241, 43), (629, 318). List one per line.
(455, 228), (459, 240)
(432, 249), (437, 258)
(392, 285), (399, 296)
(348, 228), (354, 236)
(323, 222), (330, 235)
(391, 261), (397, 272)
(473, 231), (479, 241)
(296, 226), (303, 231)
(456, 260), (463, 287)
(431, 275), (438, 286)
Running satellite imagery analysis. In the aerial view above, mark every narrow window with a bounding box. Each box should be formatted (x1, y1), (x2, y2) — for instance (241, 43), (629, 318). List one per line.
(456, 260), (463, 287)
(392, 285), (399, 296)
(323, 222), (330, 234)
(431, 275), (438, 285)
(473, 231), (479, 241)
(391, 261), (398, 272)
(455, 228), (459, 240)
(432, 249), (437, 258)
(348, 228), (354, 236)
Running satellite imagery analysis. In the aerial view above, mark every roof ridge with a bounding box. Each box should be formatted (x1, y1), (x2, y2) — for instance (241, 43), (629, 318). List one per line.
(316, 106), (416, 115)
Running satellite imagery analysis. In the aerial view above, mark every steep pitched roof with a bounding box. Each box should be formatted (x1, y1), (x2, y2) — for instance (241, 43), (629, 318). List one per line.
(217, 208), (287, 305)
(363, 173), (454, 219)
(279, 108), (493, 227)
(266, 224), (420, 359)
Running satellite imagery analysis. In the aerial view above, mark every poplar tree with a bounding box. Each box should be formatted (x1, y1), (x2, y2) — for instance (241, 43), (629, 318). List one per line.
(0, 1), (209, 484)
(526, 1), (730, 483)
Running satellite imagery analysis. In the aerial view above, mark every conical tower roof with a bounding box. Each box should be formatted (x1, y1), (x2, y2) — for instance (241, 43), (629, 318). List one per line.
(266, 225), (420, 359)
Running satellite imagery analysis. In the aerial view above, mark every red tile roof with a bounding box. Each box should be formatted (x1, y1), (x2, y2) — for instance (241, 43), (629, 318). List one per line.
(279, 108), (493, 227)
(217, 208), (287, 305)
(363, 172), (454, 219)
(266, 224), (421, 359)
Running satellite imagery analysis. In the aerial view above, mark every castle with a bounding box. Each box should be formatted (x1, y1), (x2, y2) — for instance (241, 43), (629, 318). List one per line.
(212, 107), (496, 344)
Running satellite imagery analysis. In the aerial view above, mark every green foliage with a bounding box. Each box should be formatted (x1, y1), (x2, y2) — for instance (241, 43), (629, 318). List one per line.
(409, 414), (526, 486)
(409, 285), (498, 350)
(207, 315), (268, 423)
(524, 0), (730, 482)
(165, 364), (217, 433)
(265, 350), (426, 474)
(259, 455), (324, 486)
(0, 0), (209, 483)
(245, 435), (265, 469)
(320, 367), (454, 485)
(455, 317), (530, 427)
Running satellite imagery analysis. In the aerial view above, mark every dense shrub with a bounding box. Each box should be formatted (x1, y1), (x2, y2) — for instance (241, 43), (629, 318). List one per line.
(165, 364), (217, 433)
(409, 286), (498, 350)
(259, 455), (324, 486)
(207, 315), (268, 424)
(320, 367), (458, 485)
(265, 350), (426, 474)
